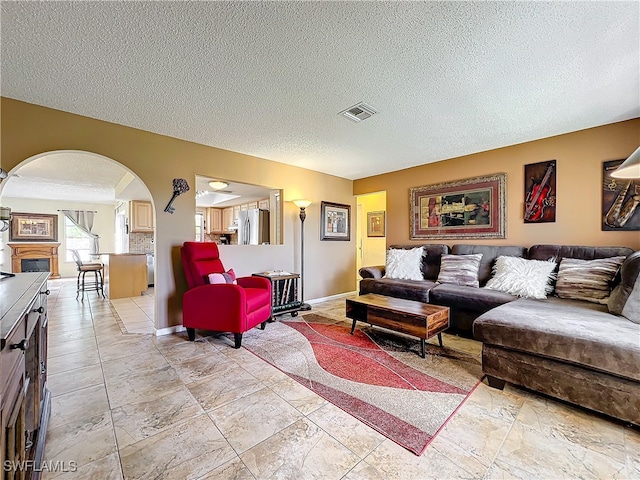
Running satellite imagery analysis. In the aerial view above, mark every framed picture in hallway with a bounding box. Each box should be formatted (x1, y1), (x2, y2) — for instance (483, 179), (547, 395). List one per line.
(410, 173), (506, 240)
(321, 201), (350, 241)
(367, 211), (386, 237)
(10, 212), (58, 242)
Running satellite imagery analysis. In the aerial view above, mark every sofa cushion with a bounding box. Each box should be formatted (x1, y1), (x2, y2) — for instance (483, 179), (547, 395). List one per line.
(436, 253), (483, 287)
(555, 256), (626, 304)
(359, 278), (435, 303)
(389, 244), (449, 280)
(485, 256), (557, 299)
(608, 251), (640, 323)
(452, 245), (528, 285)
(473, 296), (640, 382)
(384, 246), (424, 280)
(429, 283), (518, 313)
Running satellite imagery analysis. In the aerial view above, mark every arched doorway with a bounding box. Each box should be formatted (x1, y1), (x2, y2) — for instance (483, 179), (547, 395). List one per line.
(0, 150), (158, 329)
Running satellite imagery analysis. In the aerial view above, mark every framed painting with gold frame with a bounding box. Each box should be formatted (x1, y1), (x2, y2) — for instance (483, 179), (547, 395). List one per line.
(367, 211), (385, 237)
(410, 173), (506, 240)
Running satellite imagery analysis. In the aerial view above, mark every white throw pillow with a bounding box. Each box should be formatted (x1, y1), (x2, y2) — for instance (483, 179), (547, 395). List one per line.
(485, 256), (556, 299)
(384, 247), (425, 281)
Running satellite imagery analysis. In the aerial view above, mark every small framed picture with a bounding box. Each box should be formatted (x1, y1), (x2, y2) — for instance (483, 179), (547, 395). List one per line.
(320, 201), (351, 241)
(367, 211), (386, 237)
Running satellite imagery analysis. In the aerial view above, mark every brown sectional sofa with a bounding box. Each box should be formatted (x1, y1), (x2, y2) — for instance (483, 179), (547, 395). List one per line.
(358, 244), (640, 425)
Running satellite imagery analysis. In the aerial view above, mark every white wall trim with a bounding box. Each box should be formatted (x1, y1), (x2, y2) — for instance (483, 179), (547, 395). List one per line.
(153, 291), (356, 336)
(155, 325), (185, 336)
(307, 290), (356, 304)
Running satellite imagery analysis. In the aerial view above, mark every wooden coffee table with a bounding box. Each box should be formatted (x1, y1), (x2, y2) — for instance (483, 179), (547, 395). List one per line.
(346, 294), (450, 358)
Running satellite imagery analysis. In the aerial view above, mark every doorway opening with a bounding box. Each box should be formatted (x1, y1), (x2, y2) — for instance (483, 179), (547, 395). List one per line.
(355, 191), (387, 285)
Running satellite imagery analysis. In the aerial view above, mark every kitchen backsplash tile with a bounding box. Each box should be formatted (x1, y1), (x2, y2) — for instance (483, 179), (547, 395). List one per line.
(130, 232), (153, 253)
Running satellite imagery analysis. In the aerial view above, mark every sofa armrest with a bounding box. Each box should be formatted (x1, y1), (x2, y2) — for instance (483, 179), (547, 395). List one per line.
(359, 265), (385, 279)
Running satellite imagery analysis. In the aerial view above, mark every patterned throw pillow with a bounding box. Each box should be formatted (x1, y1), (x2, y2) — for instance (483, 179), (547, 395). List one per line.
(555, 257), (626, 304)
(436, 254), (483, 288)
(208, 269), (237, 285)
(384, 247), (425, 281)
(485, 256), (556, 299)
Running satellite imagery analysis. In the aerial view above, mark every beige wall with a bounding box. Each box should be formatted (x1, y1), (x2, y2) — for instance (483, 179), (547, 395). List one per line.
(0, 197), (116, 278)
(0, 98), (356, 330)
(354, 119), (640, 251)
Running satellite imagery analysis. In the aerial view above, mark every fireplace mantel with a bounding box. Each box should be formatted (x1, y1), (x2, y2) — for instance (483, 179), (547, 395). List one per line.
(8, 243), (61, 279)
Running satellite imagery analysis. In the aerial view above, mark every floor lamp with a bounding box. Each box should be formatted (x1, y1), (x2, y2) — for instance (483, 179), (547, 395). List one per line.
(293, 199), (312, 311)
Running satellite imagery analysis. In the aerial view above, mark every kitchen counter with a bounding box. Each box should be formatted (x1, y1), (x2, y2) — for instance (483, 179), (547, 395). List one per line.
(101, 253), (148, 299)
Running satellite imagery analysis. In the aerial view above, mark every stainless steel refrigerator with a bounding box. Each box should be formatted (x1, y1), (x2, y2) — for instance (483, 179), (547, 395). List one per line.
(237, 209), (270, 245)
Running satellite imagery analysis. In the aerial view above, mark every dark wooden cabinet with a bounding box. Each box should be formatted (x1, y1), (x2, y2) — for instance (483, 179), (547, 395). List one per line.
(1, 273), (50, 480)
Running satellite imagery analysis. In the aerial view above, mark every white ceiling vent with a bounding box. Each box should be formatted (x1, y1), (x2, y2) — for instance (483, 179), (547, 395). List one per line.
(340, 102), (378, 123)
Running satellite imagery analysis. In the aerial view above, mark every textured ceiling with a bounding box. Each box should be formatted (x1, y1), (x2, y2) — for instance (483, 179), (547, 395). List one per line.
(0, 152), (150, 204)
(1, 1), (639, 183)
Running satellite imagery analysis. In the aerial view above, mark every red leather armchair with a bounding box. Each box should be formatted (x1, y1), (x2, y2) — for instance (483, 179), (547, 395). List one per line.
(181, 241), (272, 348)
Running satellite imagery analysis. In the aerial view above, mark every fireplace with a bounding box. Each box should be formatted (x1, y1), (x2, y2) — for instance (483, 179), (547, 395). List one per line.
(8, 243), (61, 279)
(21, 258), (51, 273)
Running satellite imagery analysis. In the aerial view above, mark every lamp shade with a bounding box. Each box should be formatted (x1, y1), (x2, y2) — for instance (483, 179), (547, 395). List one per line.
(611, 147), (640, 179)
(293, 199), (312, 209)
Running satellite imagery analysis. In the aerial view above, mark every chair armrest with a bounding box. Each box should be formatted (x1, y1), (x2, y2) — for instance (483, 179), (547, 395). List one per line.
(184, 283), (246, 303)
(237, 276), (271, 290)
(359, 265), (385, 279)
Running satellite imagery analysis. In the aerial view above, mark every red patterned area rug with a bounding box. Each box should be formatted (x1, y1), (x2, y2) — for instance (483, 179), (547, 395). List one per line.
(242, 313), (482, 455)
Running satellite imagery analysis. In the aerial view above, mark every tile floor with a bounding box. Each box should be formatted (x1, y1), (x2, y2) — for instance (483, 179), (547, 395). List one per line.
(43, 278), (640, 479)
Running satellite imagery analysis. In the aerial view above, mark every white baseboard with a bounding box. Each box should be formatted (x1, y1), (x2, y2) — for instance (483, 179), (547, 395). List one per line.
(153, 291), (356, 336)
(155, 325), (186, 336)
(307, 291), (356, 304)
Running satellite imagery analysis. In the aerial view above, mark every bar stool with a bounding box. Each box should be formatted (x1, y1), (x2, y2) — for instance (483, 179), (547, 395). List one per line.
(71, 250), (104, 301)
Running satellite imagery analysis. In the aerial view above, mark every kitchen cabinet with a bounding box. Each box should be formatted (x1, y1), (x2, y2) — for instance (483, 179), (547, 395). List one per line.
(246, 201), (258, 210)
(232, 206), (240, 226)
(222, 208), (235, 233)
(101, 254), (148, 299)
(206, 208), (222, 233)
(1, 272), (50, 480)
(131, 201), (154, 233)
(258, 198), (270, 210)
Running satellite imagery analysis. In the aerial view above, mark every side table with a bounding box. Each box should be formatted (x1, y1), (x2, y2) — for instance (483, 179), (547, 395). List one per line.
(252, 272), (303, 317)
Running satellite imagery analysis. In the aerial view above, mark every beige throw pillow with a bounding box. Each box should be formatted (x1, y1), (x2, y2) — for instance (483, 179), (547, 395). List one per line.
(436, 254), (483, 288)
(555, 256), (626, 304)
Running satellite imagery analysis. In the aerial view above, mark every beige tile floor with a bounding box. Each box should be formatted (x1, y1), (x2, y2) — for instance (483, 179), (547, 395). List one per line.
(42, 278), (640, 479)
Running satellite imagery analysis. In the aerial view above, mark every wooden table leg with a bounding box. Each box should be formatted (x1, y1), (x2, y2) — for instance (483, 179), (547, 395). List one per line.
(420, 339), (426, 358)
(437, 333), (443, 347)
(350, 319), (357, 335)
